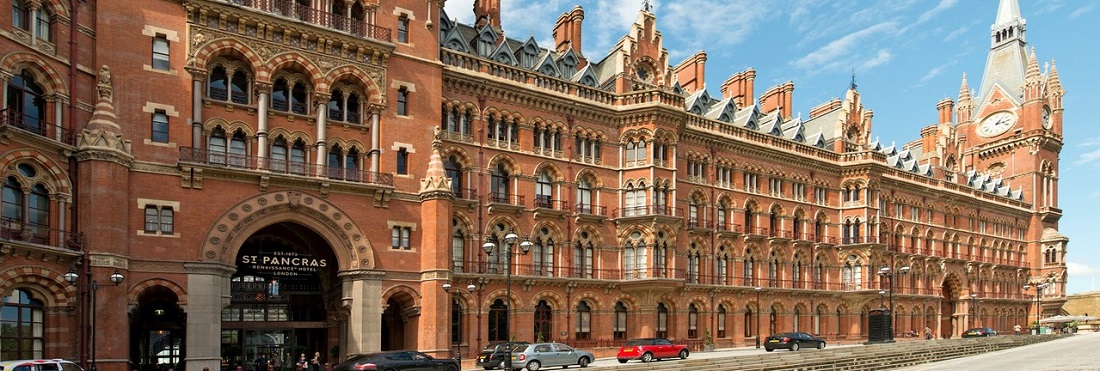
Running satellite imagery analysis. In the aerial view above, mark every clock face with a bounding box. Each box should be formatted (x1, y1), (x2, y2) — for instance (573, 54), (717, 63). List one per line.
(978, 111), (1017, 137)
(1042, 107), (1052, 129)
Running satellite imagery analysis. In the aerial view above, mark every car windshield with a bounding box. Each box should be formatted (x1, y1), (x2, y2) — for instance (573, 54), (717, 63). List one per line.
(625, 339), (651, 346)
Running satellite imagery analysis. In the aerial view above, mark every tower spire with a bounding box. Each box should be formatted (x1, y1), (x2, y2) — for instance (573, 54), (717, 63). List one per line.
(994, 0), (1023, 26)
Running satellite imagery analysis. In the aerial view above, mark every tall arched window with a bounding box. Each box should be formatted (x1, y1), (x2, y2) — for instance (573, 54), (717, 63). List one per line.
(2, 176), (25, 224)
(744, 249), (756, 285)
(488, 299), (508, 342)
(270, 137), (289, 172)
(535, 171), (553, 208)
(573, 231), (593, 278)
(533, 300), (552, 342)
(271, 77), (290, 111)
(687, 244), (700, 283)
(35, 8), (51, 41)
(490, 163), (509, 202)
(451, 219), (465, 272)
(1, 289), (44, 359)
(532, 227), (554, 276)
(444, 156), (463, 196)
(575, 301), (591, 340)
(7, 70), (46, 132)
(768, 252), (779, 287)
(814, 306), (822, 334)
(716, 247), (728, 285)
(576, 177), (593, 213)
(744, 205), (755, 234)
(717, 305), (727, 338)
(656, 303), (669, 338)
(793, 307), (801, 332)
(450, 298), (462, 345)
(744, 307), (754, 338)
(623, 232), (647, 279)
(614, 302), (628, 340)
(688, 304), (699, 338)
(230, 70), (249, 104)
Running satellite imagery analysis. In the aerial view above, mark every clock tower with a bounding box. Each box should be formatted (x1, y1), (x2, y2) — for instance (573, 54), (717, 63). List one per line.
(957, 0), (1066, 307)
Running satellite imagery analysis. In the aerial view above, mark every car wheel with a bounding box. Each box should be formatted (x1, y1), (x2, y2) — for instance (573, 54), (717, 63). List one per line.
(445, 366), (459, 371)
(818, 341), (825, 350)
(641, 352), (654, 363)
(484, 368), (495, 371)
(765, 348), (774, 352)
(791, 342), (800, 351)
(679, 350), (689, 359)
(617, 359), (627, 364)
(578, 357), (590, 368)
(526, 361), (541, 371)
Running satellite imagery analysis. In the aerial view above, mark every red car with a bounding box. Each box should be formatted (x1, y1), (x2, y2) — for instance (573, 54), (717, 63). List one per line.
(616, 338), (690, 363)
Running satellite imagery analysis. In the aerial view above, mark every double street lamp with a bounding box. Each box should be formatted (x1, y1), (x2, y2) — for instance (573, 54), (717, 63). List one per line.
(482, 230), (531, 370)
(877, 266), (910, 342)
(1023, 282), (1049, 334)
(65, 268), (125, 371)
(443, 281), (477, 362)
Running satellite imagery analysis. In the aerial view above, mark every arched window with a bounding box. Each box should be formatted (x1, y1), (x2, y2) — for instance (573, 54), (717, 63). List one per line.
(270, 137), (289, 172)
(207, 127), (227, 165)
(575, 301), (591, 340)
(451, 220), (465, 272)
(328, 89), (346, 121)
(229, 130), (247, 167)
(688, 304), (699, 338)
(35, 8), (51, 41)
(793, 307), (801, 332)
(450, 298), (462, 345)
(744, 249), (756, 285)
(814, 306), (823, 334)
(12, 0), (29, 30)
(7, 70), (47, 132)
(687, 245), (700, 283)
(576, 177), (593, 213)
(534, 300), (552, 342)
(792, 256), (803, 289)
(744, 307), (754, 338)
(716, 247), (729, 285)
(532, 228), (554, 276)
(444, 155), (463, 196)
(290, 139), (307, 175)
(271, 77), (290, 111)
(490, 163), (509, 202)
(208, 66), (229, 101)
(613, 302), (628, 340)
(623, 232), (647, 279)
(290, 81), (308, 114)
(487, 299), (508, 342)
(230, 70), (249, 104)
(656, 303), (669, 338)
(2, 176), (25, 222)
(744, 205), (755, 233)
(717, 305), (727, 338)
(0, 289), (45, 359)
(535, 170), (553, 208)
(768, 252), (779, 287)
(573, 231), (593, 278)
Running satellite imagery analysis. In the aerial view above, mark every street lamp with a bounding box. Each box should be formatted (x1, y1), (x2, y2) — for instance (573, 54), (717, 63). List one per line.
(754, 286), (762, 349)
(65, 267), (125, 371)
(482, 229), (531, 370)
(443, 281), (477, 362)
(1023, 283), (1049, 334)
(970, 293), (978, 328)
(877, 265), (910, 342)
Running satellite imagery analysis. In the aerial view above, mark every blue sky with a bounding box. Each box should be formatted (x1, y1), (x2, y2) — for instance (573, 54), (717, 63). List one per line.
(442, 0), (1100, 294)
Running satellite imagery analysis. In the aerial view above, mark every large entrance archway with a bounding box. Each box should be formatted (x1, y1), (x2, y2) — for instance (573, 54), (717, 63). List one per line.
(380, 290), (418, 351)
(130, 284), (187, 371)
(940, 273), (963, 338)
(220, 223), (339, 371)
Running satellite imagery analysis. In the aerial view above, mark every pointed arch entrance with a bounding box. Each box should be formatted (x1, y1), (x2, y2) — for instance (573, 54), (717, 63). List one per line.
(940, 273), (963, 338)
(183, 191), (381, 371)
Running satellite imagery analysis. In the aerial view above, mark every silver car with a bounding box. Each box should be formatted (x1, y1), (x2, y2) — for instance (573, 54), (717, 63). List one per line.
(510, 342), (594, 371)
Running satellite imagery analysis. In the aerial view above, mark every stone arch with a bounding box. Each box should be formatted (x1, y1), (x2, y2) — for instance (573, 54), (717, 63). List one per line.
(128, 278), (188, 306)
(267, 128), (314, 145)
(204, 118), (257, 137)
(528, 291), (566, 308)
(380, 284), (421, 309)
(609, 294), (639, 311)
(199, 190), (375, 270)
(190, 38), (263, 74)
(480, 289), (522, 308)
(259, 52), (325, 86)
(0, 265), (75, 307)
(0, 148), (73, 194)
(325, 65), (384, 105)
(686, 296), (710, 312)
(574, 168), (603, 188)
(440, 145), (473, 167)
(1, 52), (68, 96)
(531, 161), (564, 180)
(37, 0), (70, 18)
(571, 291), (605, 310)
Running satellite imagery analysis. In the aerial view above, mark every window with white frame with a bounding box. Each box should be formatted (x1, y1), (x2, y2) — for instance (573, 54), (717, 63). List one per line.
(397, 14), (409, 43)
(152, 35), (170, 70)
(391, 226), (411, 250)
(144, 205), (174, 234)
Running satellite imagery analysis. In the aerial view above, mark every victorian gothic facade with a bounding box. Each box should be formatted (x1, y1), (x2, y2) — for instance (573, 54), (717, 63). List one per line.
(0, 0), (1068, 370)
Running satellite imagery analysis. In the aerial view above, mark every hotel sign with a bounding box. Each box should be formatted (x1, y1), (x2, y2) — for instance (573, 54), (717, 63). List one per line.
(239, 250), (327, 277)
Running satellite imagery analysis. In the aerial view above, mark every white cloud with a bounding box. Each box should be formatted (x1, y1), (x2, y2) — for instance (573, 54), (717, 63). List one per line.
(1075, 148), (1100, 166)
(1079, 136), (1100, 147)
(859, 49), (893, 71)
(912, 63), (949, 88)
(790, 22), (899, 73)
(1067, 261), (1100, 277)
(917, 0), (958, 24)
(1070, 5), (1095, 19)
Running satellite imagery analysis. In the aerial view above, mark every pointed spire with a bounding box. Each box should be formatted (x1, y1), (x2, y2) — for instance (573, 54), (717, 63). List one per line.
(850, 69), (857, 90)
(958, 73), (971, 101)
(994, 0), (1023, 26)
(1047, 59), (1063, 94)
(419, 127), (455, 197)
(642, 0), (653, 13)
(1026, 48), (1041, 82)
(77, 65), (133, 159)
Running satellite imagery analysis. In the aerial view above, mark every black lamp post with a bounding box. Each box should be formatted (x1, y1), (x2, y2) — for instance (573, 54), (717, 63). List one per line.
(65, 267), (125, 371)
(482, 229), (531, 370)
(970, 293), (978, 328)
(1023, 283), (1048, 334)
(877, 266), (910, 342)
(443, 281), (477, 362)
(754, 286), (761, 349)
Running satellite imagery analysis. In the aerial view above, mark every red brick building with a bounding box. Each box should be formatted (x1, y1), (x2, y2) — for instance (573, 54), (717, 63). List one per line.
(0, 0), (1068, 370)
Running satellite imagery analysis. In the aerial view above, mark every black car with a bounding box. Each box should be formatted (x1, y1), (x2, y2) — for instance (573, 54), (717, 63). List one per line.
(763, 332), (826, 352)
(962, 327), (999, 338)
(333, 351), (459, 371)
(475, 341), (530, 370)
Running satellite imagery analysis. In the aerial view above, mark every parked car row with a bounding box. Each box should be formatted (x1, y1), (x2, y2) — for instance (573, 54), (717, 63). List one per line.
(474, 337), (692, 370)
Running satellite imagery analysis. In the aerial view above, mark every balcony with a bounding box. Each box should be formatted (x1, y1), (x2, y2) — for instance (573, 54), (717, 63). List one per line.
(613, 205), (683, 221)
(575, 203), (607, 216)
(179, 147), (393, 186)
(0, 217), (83, 253)
(226, 0), (392, 42)
(1, 108), (76, 146)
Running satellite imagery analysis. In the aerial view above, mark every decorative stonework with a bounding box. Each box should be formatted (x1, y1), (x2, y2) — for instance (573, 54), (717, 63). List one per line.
(201, 190), (375, 270)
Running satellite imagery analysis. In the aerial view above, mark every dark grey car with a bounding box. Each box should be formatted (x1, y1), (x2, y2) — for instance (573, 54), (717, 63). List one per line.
(509, 343), (594, 371)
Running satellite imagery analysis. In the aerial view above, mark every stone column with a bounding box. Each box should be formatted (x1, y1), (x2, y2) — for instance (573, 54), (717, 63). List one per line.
(192, 78), (204, 147)
(370, 112), (380, 173)
(314, 99), (329, 175)
(340, 270), (384, 356)
(184, 262), (234, 371)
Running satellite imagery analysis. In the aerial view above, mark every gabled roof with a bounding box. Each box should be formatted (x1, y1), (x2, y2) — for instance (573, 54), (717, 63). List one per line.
(491, 41), (519, 66)
(573, 65), (599, 87)
(705, 97), (738, 123)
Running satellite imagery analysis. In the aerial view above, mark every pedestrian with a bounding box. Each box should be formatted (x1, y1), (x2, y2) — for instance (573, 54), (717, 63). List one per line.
(311, 352), (322, 371)
(924, 326), (933, 340)
(1014, 324), (1022, 335)
(255, 353), (268, 371)
(297, 354), (308, 371)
